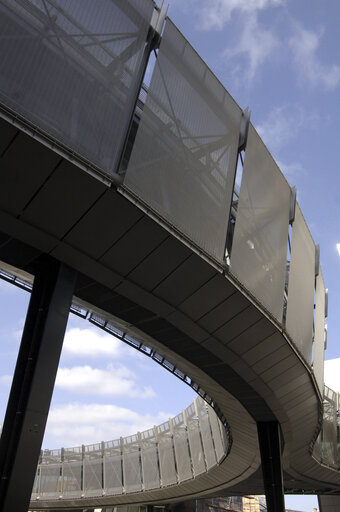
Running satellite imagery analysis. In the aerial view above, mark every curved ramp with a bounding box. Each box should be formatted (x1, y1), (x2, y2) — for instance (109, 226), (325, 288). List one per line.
(0, 0), (338, 510)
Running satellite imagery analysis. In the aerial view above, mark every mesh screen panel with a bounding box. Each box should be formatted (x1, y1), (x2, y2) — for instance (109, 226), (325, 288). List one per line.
(39, 464), (62, 495)
(158, 433), (177, 486)
(173, 425), (192, 482)
(198, 403), (216, 470)
(63, 460), (82, 497)
(105, 451), (123, 494)
(141, 441), (160, 490)
(0, 0), (153, 176)
(230, 124), (290, 323)
(321, 397), (338, 466)
(286, 204), (315, 363)
(208, 406), (225, 462)
(123, 444), (142, 492)
(124, 19), (242, 263)
(314, 266), (325, 391)
(187, 417), (205, 476)
(84, 453), (103, 496)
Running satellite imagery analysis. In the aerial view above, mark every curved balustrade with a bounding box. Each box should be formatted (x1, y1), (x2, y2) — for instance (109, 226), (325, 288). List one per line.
(0, 0), (339, 507)
(31, 398), (229, 501)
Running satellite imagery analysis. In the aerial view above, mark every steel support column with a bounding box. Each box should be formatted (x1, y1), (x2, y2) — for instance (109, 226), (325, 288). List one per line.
(257, 421), (285, 512)
(0, 259), (76, 512)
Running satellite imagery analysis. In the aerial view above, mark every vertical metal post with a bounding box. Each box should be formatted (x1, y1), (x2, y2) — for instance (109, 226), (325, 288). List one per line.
(0, 259), (76, 512)
(257, 421), (285, 512)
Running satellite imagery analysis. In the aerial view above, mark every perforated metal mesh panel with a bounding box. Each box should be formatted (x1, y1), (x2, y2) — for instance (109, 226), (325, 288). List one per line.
(173, 417), (192, 482)
(157, 427), (177, 486)
(314, 266), (326, 391)
(141, 438), (160, 490)
(123, 441), (142, 492)
(32, 399), (229, 500)
(197, 401), (216, 470)
(39, 464), (62, 495)
(0, 0), (153, 176)
(186, 405), (205, 476)
(62, 460), (82, 497)
(208, 405), (225, 462)
(286, 204), (315, 363)
(84, 450), (103, 496)
(124, 19), (242, 263)
(321, 389), (338, 466)
(105, 449), (123, 495)
(230, 124), (290, 323)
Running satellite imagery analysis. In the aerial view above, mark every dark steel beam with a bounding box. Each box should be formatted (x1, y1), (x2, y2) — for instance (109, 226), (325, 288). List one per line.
(257, 421), (285, 512)
(0, 258), (76, 512)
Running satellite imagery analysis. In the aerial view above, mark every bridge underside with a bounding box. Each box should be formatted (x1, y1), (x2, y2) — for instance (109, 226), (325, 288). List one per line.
(0, 114), (339, 510)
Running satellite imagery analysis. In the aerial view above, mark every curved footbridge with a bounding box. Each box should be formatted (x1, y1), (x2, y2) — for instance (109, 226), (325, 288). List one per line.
(0, 1), (339, 511)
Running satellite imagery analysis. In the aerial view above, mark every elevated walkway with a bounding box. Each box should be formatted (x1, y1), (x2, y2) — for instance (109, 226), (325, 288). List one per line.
(0, 1), (339, 511)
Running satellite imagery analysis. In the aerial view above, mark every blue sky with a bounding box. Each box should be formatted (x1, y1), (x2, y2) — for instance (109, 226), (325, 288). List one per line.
(1, 1), (340, 510)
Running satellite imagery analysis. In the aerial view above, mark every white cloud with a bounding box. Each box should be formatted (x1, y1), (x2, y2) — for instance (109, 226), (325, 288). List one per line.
(0, 375), (12, 387)
(56, 364), (156, 399)
(193, 0), (284, 31)
(324, 359), (340, 392)
(44, 402), (172, 447)
(290, 23), (340, 90)
(275, 159), (305, 184)
(223, 12), (278, 82)
(337, 244), (340, 257)
(256, 105), (308, 154)
(62, 327), (131, 359)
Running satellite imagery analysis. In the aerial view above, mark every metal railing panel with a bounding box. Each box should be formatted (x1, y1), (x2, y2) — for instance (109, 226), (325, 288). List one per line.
(230, 123), (291, 324)
(123, 18), (242, 264)
(0, 0), (154, 177)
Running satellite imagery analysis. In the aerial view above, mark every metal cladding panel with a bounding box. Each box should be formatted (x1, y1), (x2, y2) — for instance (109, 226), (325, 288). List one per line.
(62, 461), (82, 497)
(0, 0), (153, 176)
(208, 405), (225, 462)
(123, 444), (142, 492)
(173, 419), (192, 483)
(141, 442), (160, 490)
(286, 204), (315, 364)
(84, 454), (103, 496)
(197, 402), (216, 470)
(321, 396), (338, 466)
(124, 19), (242, 264)
(230, 124), (290, 323)
(105, 452), (123, 495)
(39, 464), (62, 495)
(187, 416), (205, 476)
(158, 432), (177, 486)
(314, 266), (326, 391)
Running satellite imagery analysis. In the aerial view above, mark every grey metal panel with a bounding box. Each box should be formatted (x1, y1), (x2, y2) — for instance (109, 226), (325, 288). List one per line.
(39, 464), (62, 495)
(124, 19), (242, 264)
(197, 400), (216, 470)
(62, 461), (82, 498)
(84, 451), (103, 497)
(123, 441), (142, 493)
(230, 124), (290, 323)
(186, 404), (205, 477)
(105, 450), (123, 495)
(313, 266), (325, 392)
(0, 132), (61, 215)
(22, 160), (106, 239)
(100, 216), (168, 276)
(157, 425), (177, 486)
(153, 254), (217, 306)
(286, 204), (315, 364)
(129, 237), (191, 291)
(141, 439), (160, 490)
(172, 417), (192, 482)
(64, 191), (143, 259)
(0, 0), (154, 176)
(208, 405), (225, 462)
